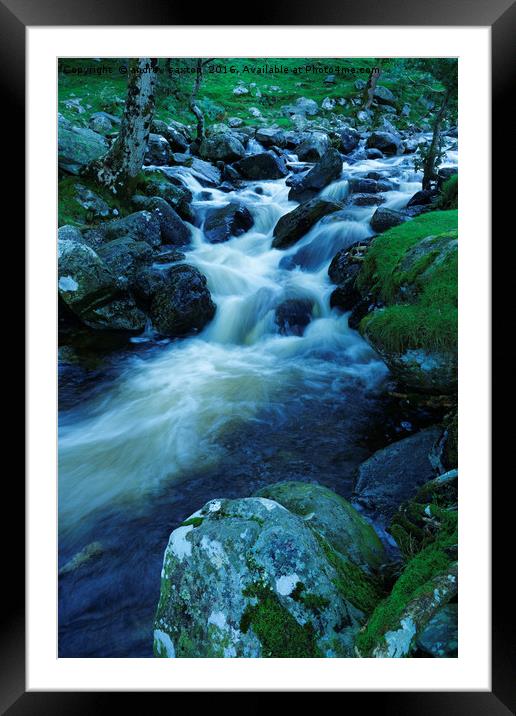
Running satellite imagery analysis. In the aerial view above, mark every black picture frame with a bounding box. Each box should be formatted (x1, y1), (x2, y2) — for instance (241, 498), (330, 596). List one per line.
(5, 0), (514, 710)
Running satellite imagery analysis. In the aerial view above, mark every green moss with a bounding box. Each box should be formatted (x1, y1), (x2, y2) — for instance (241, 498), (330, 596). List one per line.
(356, 522), (457, 656)
(290, 581), (330, 613)
(240, 580), (319, 657)
(358, 210), (458, 354)
(180, 516), (203, 528)
(58, 175), (137, 227)
(316, 534), (383, 615)
(358, 210), (458, 302)
(438, 174), (458, 210)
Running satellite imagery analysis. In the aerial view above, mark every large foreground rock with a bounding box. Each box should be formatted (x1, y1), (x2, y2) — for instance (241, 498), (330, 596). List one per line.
(131, 196), (191, 246)
(288, 148), (342, 202)
(352, 427), (441, 520)
(370, 207), (407, 233)
(149, 264), (216, 336)
(256, 482), (386, 574)
(233, 153), (288, 180)
(204, 202), (254, 243)
(295, 132), (331, 161)
(154, 495), (382, 658)
(272, 198), (342, 250)
(58, 125), (108, 175)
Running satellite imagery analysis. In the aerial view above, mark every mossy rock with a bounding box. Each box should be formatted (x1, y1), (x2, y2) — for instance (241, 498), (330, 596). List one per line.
(154, 496), (381, 658)
(255, 482), (387, 574)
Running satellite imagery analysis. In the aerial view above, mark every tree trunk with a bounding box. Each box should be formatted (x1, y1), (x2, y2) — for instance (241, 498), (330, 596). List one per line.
(86, 58), (157, 194)
(422, 86), (451, 190)
(189, 59), (205, 146)
(363, 67), (381, 110)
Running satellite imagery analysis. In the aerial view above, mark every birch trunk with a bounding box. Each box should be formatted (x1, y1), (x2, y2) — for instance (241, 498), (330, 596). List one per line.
(87, 58), (157, 193)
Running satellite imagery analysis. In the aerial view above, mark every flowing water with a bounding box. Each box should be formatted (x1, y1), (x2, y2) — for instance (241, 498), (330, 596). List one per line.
(58, 138), (457, 657)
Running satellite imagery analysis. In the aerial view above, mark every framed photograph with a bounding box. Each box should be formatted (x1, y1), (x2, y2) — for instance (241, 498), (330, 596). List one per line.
(5, 0), (513, 709)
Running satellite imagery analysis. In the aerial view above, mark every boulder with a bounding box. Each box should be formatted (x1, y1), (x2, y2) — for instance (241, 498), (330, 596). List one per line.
(366, 131), (401, 156)
(101, 211), (162, 248)
(348, 193), (385, 207)
(330, 274), (361, 312)
(88, 114), (113, 134)
(151, 120), (189, 152)
(255, 127), (288, 148)
(321, 97), (336, 111)
(352, 426), (442, 520)
(233, 153), (288, 180)
(97, 237), (154, 288)
(144, 133), (172, 166)
(348, 178), (381, 194)
(288, 148), (342, 202)
(204, 203), (254, 244)
(370, 207), (407, 233)
(272, 198), (343, 250)
(328, 241), (371, 285)
(415, 603), (458, 658)
(131, 196), (191, 246)
(296, 132), (331, 161)
(58, 230), (145, 331)
(154, 496), (380, 658)
(339, 127), (360, 154)
(366, 148), (383, 160)
(58, 125), (108, 175)
(374, 86), (397, 107)
(199, 133), (246, 163)
(256, 482), (386, 574)
(149, 264), (216, 336)
(274, 298), (313, 336)
(284, 97), (319, 117)
(407, 190), (436, 208)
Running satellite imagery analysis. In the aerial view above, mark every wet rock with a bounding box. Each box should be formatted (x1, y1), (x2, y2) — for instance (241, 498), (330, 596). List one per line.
(339, 127), (360, 154)
(97, 237), (154, 288)
(296, 132), (331, 161)
(58, 229), (145, 331)
(330, 274), (361, 312)
(149, 264), (216, 336)
(288, 148), (342, 202)
(144, 133), (172, 166)
(366, 148), (384, 160)
(150, 120), (189, 152)
(348, 178), (382, 194)
(352, 426), (442, 520)
(255, 127), (288, 148)
(407, 189), (436, 208)
(272, 198), (343, 250)
(58, 125), (108, 175)
(138, 174), (193, 221)
(256, 482), (387, 574)
(366, 131), (401, 156)
(204, 202), (254, 244)
(348, 193), (385, 207)
(100, 211), (162, 248)
(274, 298), (313, 336)
(370, 207), (407, 233)
(199, 133), (246, 163)
(70, 183), (111, 221)
(130, 196), (191, 246)
(233, 152), (288, 180)
(415, 603), (458, 657)
(154, 496), (379, 658)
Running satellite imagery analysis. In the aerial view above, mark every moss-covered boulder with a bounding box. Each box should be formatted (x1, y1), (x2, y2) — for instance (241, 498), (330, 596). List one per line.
(154, 495), (383, 658)
(255, 482), (387, 574)
(58, 124), (109, 175)
(357, 210), (458, 394)
(199, 132), (246, 163)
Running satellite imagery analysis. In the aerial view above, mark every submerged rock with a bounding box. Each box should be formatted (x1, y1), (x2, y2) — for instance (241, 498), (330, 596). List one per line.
(352, 426), (441, 520)
(274, 298), (313, 336)
(59, 541), (104, 576)
(272, 198), (342, 250)
(154, 495), (382, 658)
(204, 202), (254, 244)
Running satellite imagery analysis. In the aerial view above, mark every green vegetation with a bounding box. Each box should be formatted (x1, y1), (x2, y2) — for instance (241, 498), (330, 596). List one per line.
(358, 210), (458, 353)
(355, 519), (457, 656)
(240, 580), (319, 657)
(316, 534), (383, 615)
(58, 58), (449, 134)
(438, 174), (458, 210)
(180, 516), (204, 528)
(290, 581), (330, 613)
